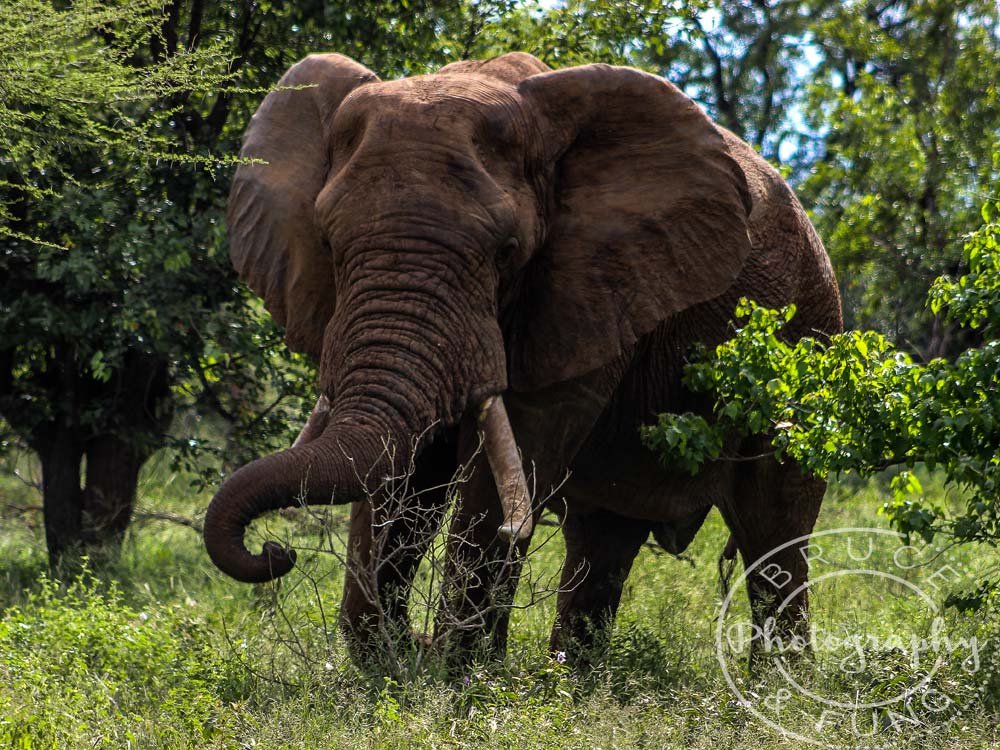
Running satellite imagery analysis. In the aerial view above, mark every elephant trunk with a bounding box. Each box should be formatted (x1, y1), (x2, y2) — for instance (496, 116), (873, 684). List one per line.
(203, 424), (397, 583)
(204, 244), (509, 584)
(281, 392), (535, 545)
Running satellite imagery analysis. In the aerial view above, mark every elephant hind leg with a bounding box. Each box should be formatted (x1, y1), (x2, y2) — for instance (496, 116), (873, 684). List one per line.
(716, 447), (825, 669)
(549, 508), (651, 667)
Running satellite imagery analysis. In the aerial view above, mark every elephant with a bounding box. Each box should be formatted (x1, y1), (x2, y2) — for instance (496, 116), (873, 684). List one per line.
(203, 51), (843, 667)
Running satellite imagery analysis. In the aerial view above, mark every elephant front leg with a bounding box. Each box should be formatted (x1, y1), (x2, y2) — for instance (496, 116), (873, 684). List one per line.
(339, 433), (456, 668)
(432, 457), (534, 665)
(340, 496), (447, 668)
(549, 508), (650, 667)
(433, 371), (619, 667)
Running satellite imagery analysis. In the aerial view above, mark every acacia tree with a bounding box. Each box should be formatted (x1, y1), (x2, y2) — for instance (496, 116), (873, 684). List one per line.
(0, 0), (494, 566)
(0, 0), (236, 562)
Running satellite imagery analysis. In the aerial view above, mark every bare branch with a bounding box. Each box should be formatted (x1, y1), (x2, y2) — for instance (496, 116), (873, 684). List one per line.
(233, 433), (588, 681)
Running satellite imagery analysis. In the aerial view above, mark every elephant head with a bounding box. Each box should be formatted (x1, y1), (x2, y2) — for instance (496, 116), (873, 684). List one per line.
(203, 52), (752, 584)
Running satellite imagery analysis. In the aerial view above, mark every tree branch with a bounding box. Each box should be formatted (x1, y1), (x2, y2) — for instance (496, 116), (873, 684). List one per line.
(187, 0), (205, 51)
(691, 14), (741, 136)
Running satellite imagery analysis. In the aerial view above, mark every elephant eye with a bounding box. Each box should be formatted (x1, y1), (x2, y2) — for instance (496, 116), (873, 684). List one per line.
(496, 237), (519, 269)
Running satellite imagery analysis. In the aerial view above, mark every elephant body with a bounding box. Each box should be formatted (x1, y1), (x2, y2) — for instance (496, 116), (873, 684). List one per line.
(204, 51), (842, 666)
(568, 128), (839, 525)
(429, 129), (841, 657)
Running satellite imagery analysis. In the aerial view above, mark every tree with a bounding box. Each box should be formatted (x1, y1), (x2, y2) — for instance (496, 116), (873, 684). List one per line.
(469, 0), (700, 67)
(644, 0), (828, 163)
(0, 0), (236, 562)
(798, 0), (1000, 358)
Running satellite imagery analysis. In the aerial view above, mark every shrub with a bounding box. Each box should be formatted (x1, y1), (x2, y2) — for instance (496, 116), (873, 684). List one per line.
(642, 199), (1000, 607)
(0, 570), (235, 747)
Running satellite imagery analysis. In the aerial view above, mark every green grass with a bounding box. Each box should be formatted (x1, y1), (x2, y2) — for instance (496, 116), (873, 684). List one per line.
(0, 456), (997, 749)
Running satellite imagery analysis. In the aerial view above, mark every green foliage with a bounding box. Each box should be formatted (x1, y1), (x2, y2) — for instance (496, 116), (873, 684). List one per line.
(470, 1), (705, 68)
(643, 201), (1000, 601)
(929, 201), (1000, 336)
(7, 0), (990, 551)
(799, 0), (1000, 357)
(0, 0), (234, 241)
(0, 569), (234, 747)
(641, 412), (723, 475)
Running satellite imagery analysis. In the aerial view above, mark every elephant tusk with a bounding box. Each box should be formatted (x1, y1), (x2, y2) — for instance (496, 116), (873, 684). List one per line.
(478, 395), (533, 544)
(292, 394), (331, 447)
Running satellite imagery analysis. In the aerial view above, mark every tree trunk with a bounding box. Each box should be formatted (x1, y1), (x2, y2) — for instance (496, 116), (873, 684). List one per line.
(32, 349), (170, 567)
(39, 429), (84, 566)
(79, 351), (171, 554)
(81, 433), (145, 548)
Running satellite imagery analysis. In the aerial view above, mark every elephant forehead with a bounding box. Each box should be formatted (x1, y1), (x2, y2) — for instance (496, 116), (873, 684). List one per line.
(335, 75), (526, 137)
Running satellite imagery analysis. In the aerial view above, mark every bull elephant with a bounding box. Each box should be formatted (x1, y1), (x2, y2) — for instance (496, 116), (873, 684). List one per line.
(203, 51), (842, 666)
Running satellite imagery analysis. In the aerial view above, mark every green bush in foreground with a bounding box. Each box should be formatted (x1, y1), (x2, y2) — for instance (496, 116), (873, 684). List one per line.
(643, 199), (1000, 606)
(0, 571), (235, 747)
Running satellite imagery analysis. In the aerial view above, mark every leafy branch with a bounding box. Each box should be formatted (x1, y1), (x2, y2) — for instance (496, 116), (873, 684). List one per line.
(642, 198), (1000, 605)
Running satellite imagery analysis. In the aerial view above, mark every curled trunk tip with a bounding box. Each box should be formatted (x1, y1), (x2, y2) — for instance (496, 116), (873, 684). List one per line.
(203, 428), (383, 584)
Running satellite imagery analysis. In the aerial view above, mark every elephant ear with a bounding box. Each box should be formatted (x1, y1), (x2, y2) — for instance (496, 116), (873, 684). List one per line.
(227, 54), (378, 360)
(507, 64), (753, 391)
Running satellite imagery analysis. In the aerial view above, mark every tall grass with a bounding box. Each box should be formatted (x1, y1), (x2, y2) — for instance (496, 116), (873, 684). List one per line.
(0, 457), (996, 748)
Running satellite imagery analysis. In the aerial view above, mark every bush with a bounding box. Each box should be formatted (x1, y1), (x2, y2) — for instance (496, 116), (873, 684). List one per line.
(0, 569), (236, 747)
(642, 199), (1000, 607)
